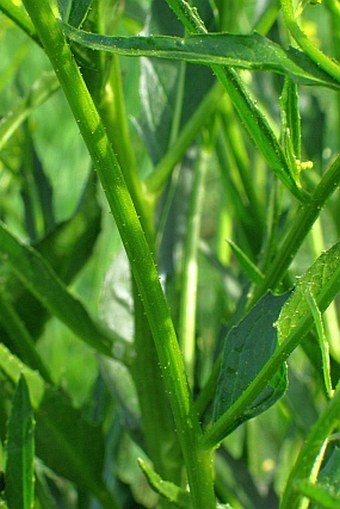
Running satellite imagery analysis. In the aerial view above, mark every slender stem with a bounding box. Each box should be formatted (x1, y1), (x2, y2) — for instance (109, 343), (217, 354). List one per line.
(201, 255), (340, 449)
(0, 74), (59, 151)
(165, 0), (307, 202)
(281, 0), (340, 82)
(145, 82), (223, 195)
(20, 1), (215, 506)
(249, 155), (340, 305)
(280, 386), (340, 509)
(179, 147), (208, 386)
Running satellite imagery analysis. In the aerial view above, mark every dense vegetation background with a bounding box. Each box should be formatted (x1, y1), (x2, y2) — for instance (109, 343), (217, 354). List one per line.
(0, 0), (339, 508)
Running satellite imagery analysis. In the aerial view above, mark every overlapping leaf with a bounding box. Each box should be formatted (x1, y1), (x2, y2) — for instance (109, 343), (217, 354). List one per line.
(61, 23), (339, 89)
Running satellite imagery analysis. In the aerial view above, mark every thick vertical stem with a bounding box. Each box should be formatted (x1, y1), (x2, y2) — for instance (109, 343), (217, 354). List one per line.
(21, 1), (216, 506)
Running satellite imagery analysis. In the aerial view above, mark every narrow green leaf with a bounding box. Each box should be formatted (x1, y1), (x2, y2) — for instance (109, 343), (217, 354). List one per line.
(0, 344), (45, 409)
(280, 77), (302, 160)
(5, 376), (35, 509)
(0, 295), (52, 383)
(227, 239), (264, 284)
(0, 173), (103, 342)
(305, 291), (333, 398)
(137, 458), (190, 508)
(280, 77), (303, 184)
(0, 222), (131, 363)
(61, 23), (340, 89)
(213, 292), (290, 431)
(35, 387), (119, 509)
(295, 480), (340, 509)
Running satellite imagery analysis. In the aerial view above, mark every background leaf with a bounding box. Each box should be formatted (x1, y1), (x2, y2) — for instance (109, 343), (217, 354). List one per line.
(69, 0), (94, 28)
(213, 292), (291, 429)
(0, 221), (128, 361)
(5, 376), (35, 509)
(35, 387), (104, 496)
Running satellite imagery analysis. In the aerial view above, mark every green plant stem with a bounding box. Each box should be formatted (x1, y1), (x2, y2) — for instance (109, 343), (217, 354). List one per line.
(201, 253), (340, 449)
(249, 155), (340, 305)
(254, 0), (281, 35)
(165, 0), (306, 202)
(281, 0), (340, 82)
(131, 283), (183, 489)
(0, 73), (59, 151)
(145, 82), (223, 196)
(98, 55), (154, 241)
(20, 1), (215, 506)
(280, 386), (340, 509)
(179, 147), (208, 386)
(96, 8), (183, 487)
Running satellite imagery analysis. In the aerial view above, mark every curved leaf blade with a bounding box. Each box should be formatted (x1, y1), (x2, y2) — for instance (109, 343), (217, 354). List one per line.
(61, 24), (340, 89)
(0, 222), (131, 363)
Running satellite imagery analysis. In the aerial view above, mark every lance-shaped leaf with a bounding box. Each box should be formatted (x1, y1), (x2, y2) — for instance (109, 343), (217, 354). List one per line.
(213, 292), (291, 433)
(61, 23), (340, 89)
(0, 222), (131, 363)
(5, 376), (35, 509)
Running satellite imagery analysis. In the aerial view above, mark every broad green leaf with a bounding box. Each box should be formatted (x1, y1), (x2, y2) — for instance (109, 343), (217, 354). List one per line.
(0, 222), (130, 362)
(0, 344), (45, 409)
(61, 24), (340, 89)
(34, 386), (120, 508)
(136, 0), (214, 164)
(213, 292), (290, 429)
(138, 458), (190, 508)
(277, 240), (340, 346)
(5, 376), (35, 509)
(35, 387), (103, 496)
(0, 174), (102, 342)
